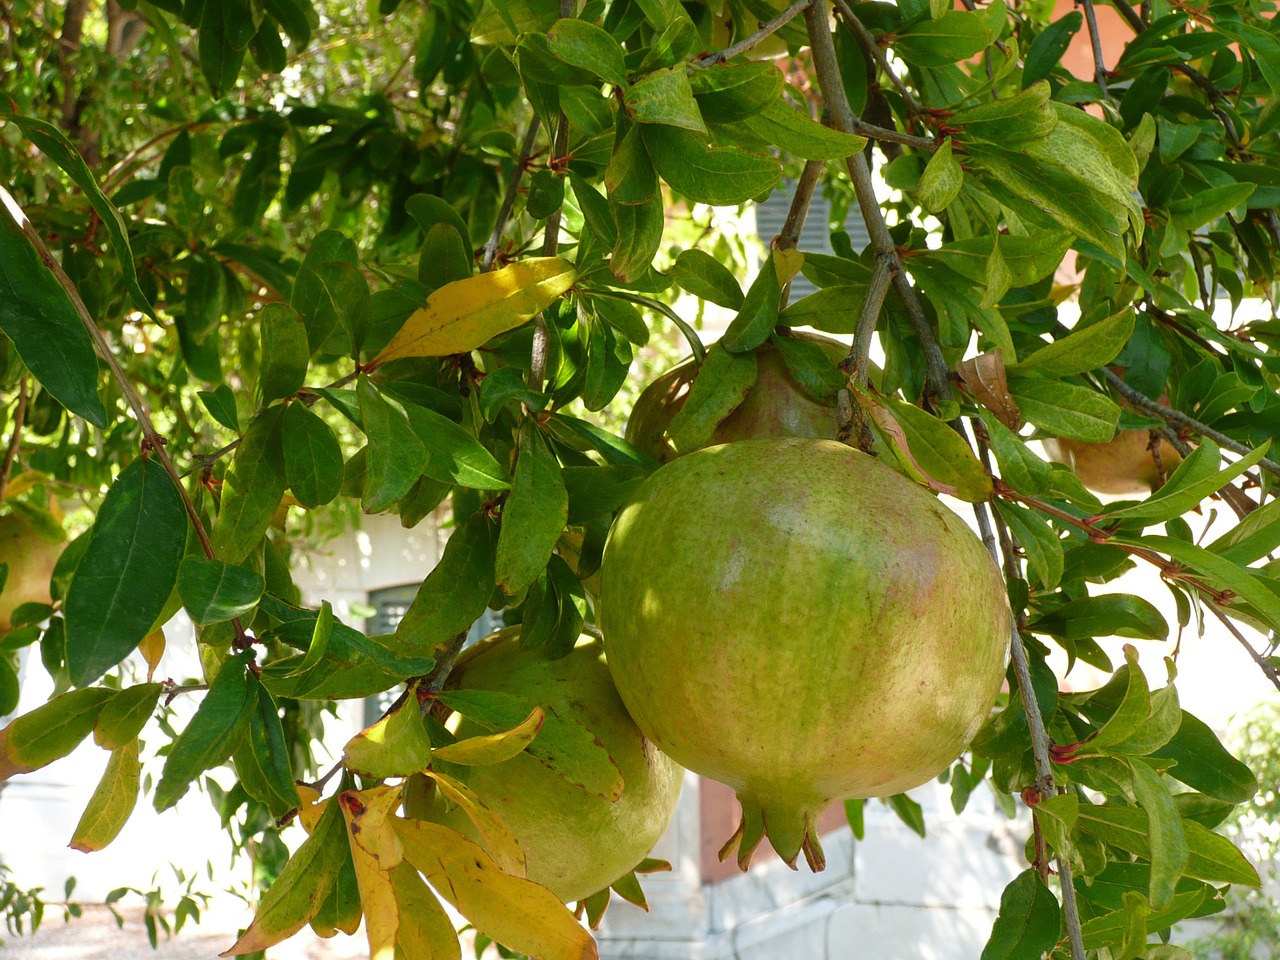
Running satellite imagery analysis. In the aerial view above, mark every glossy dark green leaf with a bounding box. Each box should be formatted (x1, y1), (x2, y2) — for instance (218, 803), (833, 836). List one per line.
(259, 304), (309, 403)
(396, 513), (497, 653)
(198, 385), (240, 432)
(1102, 440), (1271, 524)
(154, 653), (255, 811)
(184, 253), (227, 341)
(665, 344), (757, 454)
(610, 195), (665, 283)
(199, 0), (249, 97)
(0, 658), (17, 717)
(494, 421), (568, 595)
(887, 793), (926, 837)
(721, 252), (781, 354)
(606, 122), (659, 206)
(669, 249), (743, 310)
(690, 62), (783, 123)
(291, 231), (360, 353)
(419, 222), (472, 295)
(642, 125), (780, 206)
(358, 377), (427, 513)
(402, 400), (510, 491)
(178, 557), (265, 625)
(282, 402), (345, 509)
(3, 113), (155, 321)
(1032, 595), (1167, 642)
(211, 406), (287, 564)
(994, 501), (1063, 590)
(64, 460), (188, 687)
(1023, 11), (1083, 87)
(1159, 711), (1258, 803)
(980, 870), (1062, 960)
(0, 209), (108, 427)
(1011, 309), (1135, 379)
(478, 367), (549, 423)
(977, 410), (1052, 496)
(562, 464), (646, 524)
(231, 674), (300, 818)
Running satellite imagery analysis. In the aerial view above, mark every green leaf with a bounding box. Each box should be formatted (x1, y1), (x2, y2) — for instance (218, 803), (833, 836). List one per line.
(1159, 711), (1258, 803)
(642, 125), (780, 206)
(887, 793), (926, 837)
(402, 400), (510, 491)
(2, 114), (155, 322)
(64, 459), (188, 687)
(778, 284), (867, 333)
(770, 333), (846, 404)
(626, 67), (706, 132)
(1007, 374), (1120, 443)
(494, 422), (568, 595)
(878, 398), (994, 502)
(894, 11), (992, 67)
(282, 402), (344, 509)
(178, 557), (265, 625)
(154, 653), (256, 811)
(259, 304), (309, 403)
(690, 62), (783, 123)
(1090, 649), (1153, 749)
(665, 344), (757, 454)
(918, 138), (963, 213)
(198, 385), (240, 432)
(343, 695), (434, 780)
(721, 252), (782, 354)
(546, 18), (627, 87)
(94, 683), (164, 750)
(69, 739), (140, 853)
(606, 121), (659, 206)
(211, 406), (287, 564)
(358, 378), (427, 514)
(1167, 182), (1255, 234)
(0, 206), (109, 427)
(977, 410), (1052, 496)
(1023, 11), (1083, 87)
(1031, 595), (1167, 642)
(437, 688), (624, 799)
(1102, 440), (1271, 524)
(0, 687), (114, 781)
(993, 501), (1063, 589)
(1128, 760), (1188, 910)
(739, 100), (867, 162)
(223, 798), (348, 956)
(610, 195), (665, 283)
(199, 0), (249, 97)
(980, 869), (1062, 960)
(396, 513), (497, 653)
(419, 222), (471, 293)
(563, 464), (646, 524)
(1011, 310), (1135, 379)
(231, 676), (299, 819)
(669, 249), (743, 310)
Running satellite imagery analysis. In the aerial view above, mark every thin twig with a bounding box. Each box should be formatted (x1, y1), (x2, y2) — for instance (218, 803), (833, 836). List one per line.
(1101, 368), (1280, 480)
(804, 2), (951, 405)
(777, 159), (825, 311)
(691, 0), (812, 67)
(849, 251), (894, 389)
(1078, 0), (1109, 97)
(831, 0), (922, 115)
(0, 377), (29, 500)
(1, 186), (218, 564)
(851, 118), (937, 150)
(481, 118), (542, 273)
(423, 630), (470, 694)
(100, 121), (213, 194)
(1205, 602), (1280, 691)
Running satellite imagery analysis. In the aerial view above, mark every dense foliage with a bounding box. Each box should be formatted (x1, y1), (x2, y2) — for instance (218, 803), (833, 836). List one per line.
(2, 0), (1280, 956)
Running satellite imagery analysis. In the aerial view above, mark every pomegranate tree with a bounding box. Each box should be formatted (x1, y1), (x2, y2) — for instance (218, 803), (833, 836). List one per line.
(598, 438), (1010, 872)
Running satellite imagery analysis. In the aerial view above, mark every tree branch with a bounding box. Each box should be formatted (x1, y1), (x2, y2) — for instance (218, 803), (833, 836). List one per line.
(831, 0), (923, 116)
(1101, 368), (1280, 480)
(691, 0), (812, 67)
(804, 1), (952, 406)
(481, 118), (542, 273)
(0, 377), (28, 501)
(1205, 602), (1280, 690)
(777, 159), (825, 311)
(1078, 0), (1110, 97)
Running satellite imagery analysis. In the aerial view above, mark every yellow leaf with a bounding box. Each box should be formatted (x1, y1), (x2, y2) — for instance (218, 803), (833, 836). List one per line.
(392, 862), (461, 960)
(69, 740), (140, 853)
(297, 784), (328, 835)
(138, 629), (165, 683)
(774, 249), (805, 285)
(342, 789), (405, 960)
(2, 471), (48, 499)
(394, 819), (598, 960)
(221, 797), (349, 956)
(420, 769), (526, 876)
(344, 696), (434, 780)
(429, 705), (544, 766)
(372, 258), (577, 364)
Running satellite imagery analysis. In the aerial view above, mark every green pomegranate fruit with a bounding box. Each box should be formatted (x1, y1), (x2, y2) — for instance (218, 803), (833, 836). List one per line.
(0, 514), (64, 631)
(625, 333), (848, 463)
(431, 628), (683, 903)
(1043, 431), (1183, 496)
(598, 438), (1010, 872)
